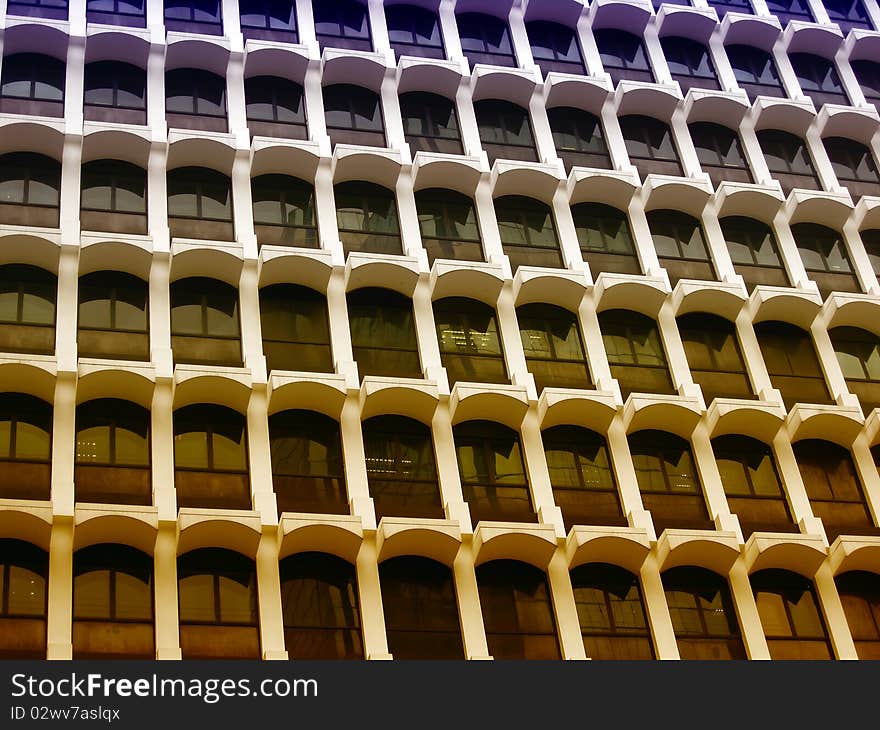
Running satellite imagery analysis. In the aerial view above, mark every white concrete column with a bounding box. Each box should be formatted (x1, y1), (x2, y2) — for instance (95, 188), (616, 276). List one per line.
(239, 259), (265, 375)
(452, 541), (491, 659)
(850, 433), (880, 527)
(495, 282), (532, 390)
(294, 0), (318, 50)
(355, 537), (392, 659)
(552, 184), (588, 273)
(670, 106), (707, 179)
(691, 422), (740, 535)
(842, 217), (880, 294)
(396, 171), (426, 262)
(507, 3), (536, 71)
(700, 203), (741, 283)
(431, 405), (471, 527)
(438, 0), (464, 63)
(627, 201), (665, 277)
(147, 143), (171, 249)
(55, 245), (79, 372)
(255, 530), (288, 659)
(547, 549), (588, 660)
(64, 36), (85, 133)
(59, 136), (83, 245)
(707, 28), (741, 93)
(643, 21), (674, 86)
(146, 39), (168, 136)
(153, 523), (181, 659)
(734, 308), (777, 399)
(606, 415), (652, 534)
(771, 214), (814, 289)
(519, 409), (565, 532)
(814, 561), (859, 659)
(151, 379), (177, 520)
(326, 268), (357, 380)
(380, 70), (408, 158)
(366, 0), (392, 56)
(639, 554), (680, 659)
(246, 387), (277, 522)
(226, 50), (248, 139)
(340, 395), (375, 526)
(221, 0), (243, 42)
(529, 87), (561, 165)
(455, 78), (484, 158)
(314, 161), (342, 261)
(412, 276), (445, 382)
(771, 431), (824, 536)
(46, 519), (73, 659)
(474, 179), (508, 269)
(657, 299), (700, 398)
(231, 151), (257, 250)
(728, 559), (771, 659)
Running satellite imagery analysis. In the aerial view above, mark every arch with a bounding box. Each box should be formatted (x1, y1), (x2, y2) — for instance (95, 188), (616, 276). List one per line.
(177, 547), (260, 660)
(750, 568), (834, 659)
(269, 409), (347, 517)
(570, 562), (655, 660)
(72, 543), (154, 659)
(279, 551), (363, 659)
(362, 414), (442, 521)
(378, 555), (464, 659)
(173, 403), (251, 512)
(0, 538), (48, 658)
(661, 565), (746, 659)
(475, 559), (560, 660)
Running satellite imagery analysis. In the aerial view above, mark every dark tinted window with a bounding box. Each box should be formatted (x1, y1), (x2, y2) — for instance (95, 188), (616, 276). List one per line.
(386, 4), (443, 59)
(435, 298), (507, 386)
(456, 12), (516, 68)
(594, 28), (653, 85)
(347, 288), (420, 379)
(726, 45), (786, 101)
(526, 20), (585, 77)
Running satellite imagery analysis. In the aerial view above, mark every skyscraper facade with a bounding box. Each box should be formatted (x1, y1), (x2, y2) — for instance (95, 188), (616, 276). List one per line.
(0, 0), (879, 661)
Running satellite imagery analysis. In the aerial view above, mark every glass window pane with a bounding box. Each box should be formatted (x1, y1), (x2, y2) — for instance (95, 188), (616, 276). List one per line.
(174, 430), (209, 469)
(178, 574), (215, 622)
(73, 570), (111, 619)
(15, 421), (50, 461)
(7, 565), (45, 616)
(114, 572), (152, 621)
(76, 425), (111, 464)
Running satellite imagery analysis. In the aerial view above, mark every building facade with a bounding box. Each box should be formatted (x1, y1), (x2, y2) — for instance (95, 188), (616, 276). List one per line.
(1, 0), (880, 660)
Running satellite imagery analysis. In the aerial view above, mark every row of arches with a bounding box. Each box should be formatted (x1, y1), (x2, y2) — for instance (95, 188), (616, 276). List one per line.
(2, 539), (878, 660)
(2, 261), (878, 414)
(3, 392), (879, 541)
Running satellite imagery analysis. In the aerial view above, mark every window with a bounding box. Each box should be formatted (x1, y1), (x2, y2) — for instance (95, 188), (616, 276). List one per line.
(386, 4), (444, 60)
(380, 557), (463, 659)
(593, 28), (654, 86)
(720, 216), (790, 290)
(572, 203), (641, 276)
(752, 569), (833, 659)
(167, 166), (234, 241)
(526, 20), (585, 77)
(798, 439), (877, 541)
(826, 0), (873, 31)
(517, 303), (592, 392)
(543, 426), (625, 529)
(251, 174), (317, 248)
(474, 100), (539, 165)
(323, 84), (385, 149)
(494, 195), (563, 271)
(662, 566), (746, 659)
(765, 0), (812, 23)
(708, 0), (752, 19)
(646, 210), (715, 285)
(689, 122), (753, 188)
(0, 264), (56, 356)
(269, 410), (346, 516)
(280, 553), (362, 659)
(756, 129), (821, 194)
(789, 52), (849, 108)
(790, 222), (860, 296)
(244, 76), (307, 140)
(312, 0), (372, 51)
(83, 61), (147, 125)
(77, 271), (149, 361)
(0, 53), (64, 117)
(599, 309), (675, 398)
(334, 181), (401, 255)
(830, 325), (880, 413)
(362, 415), (443, 520)
(260, 284), (332, 374)
(661, 36), (720, 95)
(678, 312), (753, 402)
(824, 136), (880, 200)
(852, 59), (880, 113)
(80, 160), (147, 235)
(72, 545), (154, 659)
(476, 560), (559, 659)
(836, 571), (880, 659)
(173, 404), (250, 511)
(548, 107), (613, 173)
(456, 12), (516, 68)
(165, 68), (227, 132)
(177, 549), (259, 659)
(347, 288), (421, 379)
(164, 0), (222, 34)
(240, 0), (297, 42)
(755, 321), (833, 409)
(571, 563), (654, 659)
(74, 399), (150, 506)
(619, 115), (683, 179)
(0, 152), (61, 228)
(726, 44), (786, 101)
(628, 430), (713, 534)
(0, 393), (52, 501)
(86, 0), (146, 28)
(434, 297), (507, 386)
(712, 435), (796, 537)
(0, 539), (47, 658)
(399, 92), (462, 156)
(170, 277), (241, 367)
(454, 420), (534, 524)
(8, 0), (67, 19)
(415, 188), (483, 264)
(863, 229), (880, 280)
